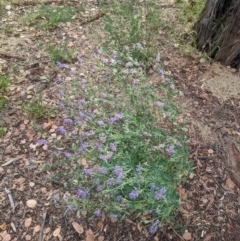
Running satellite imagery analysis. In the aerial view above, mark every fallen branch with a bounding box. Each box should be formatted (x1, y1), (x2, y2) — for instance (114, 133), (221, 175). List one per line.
(81, 13), (105, 26)
(16, 167), (48, 187)
(38, 211), (47, 241)
(0, 52), (25, 60)
(4, 187), (15, 212)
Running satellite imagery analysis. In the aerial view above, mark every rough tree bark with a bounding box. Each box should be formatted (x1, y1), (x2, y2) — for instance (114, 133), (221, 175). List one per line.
(196, 0), (240, 69)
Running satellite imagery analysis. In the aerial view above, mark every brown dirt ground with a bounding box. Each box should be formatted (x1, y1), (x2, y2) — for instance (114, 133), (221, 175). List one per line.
(1, 1), (240, 241)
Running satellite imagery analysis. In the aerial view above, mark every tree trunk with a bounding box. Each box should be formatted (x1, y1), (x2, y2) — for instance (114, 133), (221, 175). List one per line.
(196, 0), (240, 69)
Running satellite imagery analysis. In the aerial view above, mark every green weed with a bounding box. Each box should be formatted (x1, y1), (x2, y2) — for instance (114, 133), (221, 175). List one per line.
(47, 44), (75, 64)
(23, 4), (78, 29)
(0, 127), (6, 137)
(2, 26), (14, 35)
(48, 46), (191, 232)
(22, 95), (57, 118)
(0, 74), (10, 109)
(99, 0), (162, 63)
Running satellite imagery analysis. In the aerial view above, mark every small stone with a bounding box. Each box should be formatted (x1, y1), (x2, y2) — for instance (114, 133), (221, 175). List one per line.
(5, 5), (11, 10)
(208, 149), (214, 154)
(200, 58), (206, 64)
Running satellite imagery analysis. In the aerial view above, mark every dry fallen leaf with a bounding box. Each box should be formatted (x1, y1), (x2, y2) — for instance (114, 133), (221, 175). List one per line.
(137, 222), (142, 232)
(24, 218), (32, 228)
(26, 200), (37, 209)
(0, 223), (6, 231)
(98, 236), (104, 241)
(33, 225), (41, 234)
(25, 234), (31, 240)
(44, 227), (51, 234)
(183, 231), (192, 240)
(72, 221), (84, 234)
(86, 229), (94, 241)
(226, 177), (235, 189)
(0, 231), (11, 241)
(53, 226), (61, 237)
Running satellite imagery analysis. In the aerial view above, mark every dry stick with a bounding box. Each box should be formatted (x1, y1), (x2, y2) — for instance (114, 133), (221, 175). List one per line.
(0, 52), (25, 60)
(39, 211), (47, 241)
(81, 13), (105, 26)
(4, 187), (15, 212)
(16, 167), (48, 188)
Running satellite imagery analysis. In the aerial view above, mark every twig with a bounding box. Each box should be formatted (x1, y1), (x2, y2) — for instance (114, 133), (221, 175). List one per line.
(0, 52), (25, 60)
(16, 167), (48, 187)
(2, 157), (22, 167)
(39, 211), (47, 241)
(81, 13), (105, 26)
(4, 187), (15, 212)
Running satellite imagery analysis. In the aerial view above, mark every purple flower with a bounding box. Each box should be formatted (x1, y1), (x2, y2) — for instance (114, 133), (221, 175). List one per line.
(136, 165), (142, 172)
(99, 152), (113, 161)
(136, 43), (142, 49)
(166, 145), (174, 155)
(97, 49), (102, 55)
(53, 194), (60, 201)
(35, 139), (48, 145)
(150, 183), (156, 190)
(50, 172), (54, 178)
(99, 134), (106, 142)
(57, 77), (63, 83)
(63, 118), (73, 124)
(129, 188), (139, 199)
(90, 65), (97, 70)
(125, 62), (132, 67)
(94, 209), (101, 217)
(84, 130), (95, 137)
(156, 54), (160, 62)
(176, 141), (182, 147)
(116, 174), (123, 183)
(116, 195), (122, 202)
(170, 83), (175, 89)
(156, 67), (164, 78)
(155, 101), (164, 108)
(96, 185), (103, 192)
(108, 116), (117, 123)
(77, 98), (84, 106)
(56, 61), (69, 68)
(149, 220), (161, 234)
(97, 120), (104, 126)
(156, 208), (161, 215)
(59, 103), (65, 109)
(110, 142), (117, 151)
(154, 187), (166, 200)
(77, 53), (83, 64)
(153, 146), (159, 151)
(106, 178), (115, 186)
(64, 152), (71, 158)
(95, 142), (103, 149)
(132, 79), (139, 85)
(109, 57), (116, 64)
(78, 142), (88, 153)
(58, 90), (64, 96)
(109, 214), (117, 219)
(57, 126), (67, 134)
(67, 204), (73, 210)
(113, 165), (122, 175)
(98, 166), (107, 174)
(76, 188), (88, 198)
(84, 168), (93, 176)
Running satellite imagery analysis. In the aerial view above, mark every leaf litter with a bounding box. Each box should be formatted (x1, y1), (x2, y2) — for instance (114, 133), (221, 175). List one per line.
(1, 0), (240, 241)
